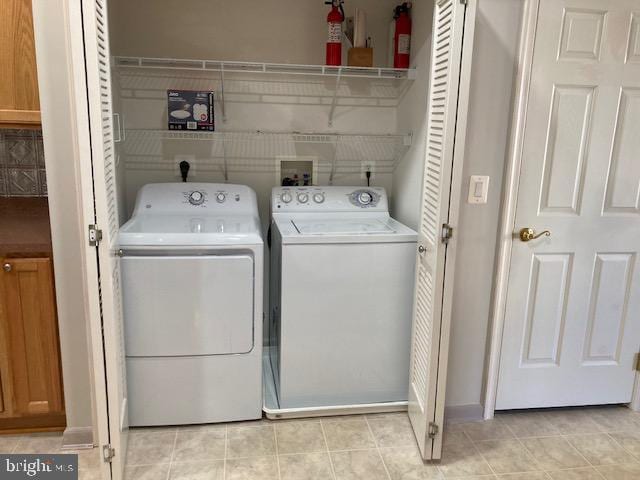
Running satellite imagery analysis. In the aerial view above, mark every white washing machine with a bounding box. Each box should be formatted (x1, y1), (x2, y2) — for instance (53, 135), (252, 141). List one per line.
(118, 183), (263, 426)
(266, 186), (417, 416)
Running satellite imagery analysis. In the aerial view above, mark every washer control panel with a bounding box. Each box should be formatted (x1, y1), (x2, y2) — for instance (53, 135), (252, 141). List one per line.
(348, 189), (381, 208)
(272, 186), (387, 212)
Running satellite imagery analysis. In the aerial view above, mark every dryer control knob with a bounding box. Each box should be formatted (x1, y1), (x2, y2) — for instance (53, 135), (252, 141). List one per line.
(216, 193), (226, 203)
(188, 191), (205, 205)
(297, 193), (309, 203)
(358, 191), (373, 205)
(313, 193), (325, 203)
(281, 192), (293, 203)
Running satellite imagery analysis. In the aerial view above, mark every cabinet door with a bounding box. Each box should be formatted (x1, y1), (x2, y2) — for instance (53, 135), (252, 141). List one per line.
(0, 0), (41, 128)
(2, 257), (63, 416)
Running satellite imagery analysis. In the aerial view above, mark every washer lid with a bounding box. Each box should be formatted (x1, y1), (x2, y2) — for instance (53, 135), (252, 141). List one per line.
(275, 215), (417, 244)
(292, 218), (395, 235)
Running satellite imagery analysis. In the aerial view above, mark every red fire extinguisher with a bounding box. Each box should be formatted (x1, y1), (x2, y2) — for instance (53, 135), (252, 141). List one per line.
(325, 0), (345, 66)
(393, 2), (412, 68)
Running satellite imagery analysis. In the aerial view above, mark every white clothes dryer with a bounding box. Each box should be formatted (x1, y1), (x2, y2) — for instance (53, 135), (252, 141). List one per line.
(119, 183), (263, 426)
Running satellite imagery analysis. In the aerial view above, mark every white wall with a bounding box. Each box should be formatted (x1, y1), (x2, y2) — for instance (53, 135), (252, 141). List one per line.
(109, 0), (398, 68)
(32, 0), (95, 442)
(445, 0), (523, 411)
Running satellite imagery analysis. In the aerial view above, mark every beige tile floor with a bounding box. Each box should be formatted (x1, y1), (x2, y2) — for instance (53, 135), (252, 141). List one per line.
(2, 406), (640, 479)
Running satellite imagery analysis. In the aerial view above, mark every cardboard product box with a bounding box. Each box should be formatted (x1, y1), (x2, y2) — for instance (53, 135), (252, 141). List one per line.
(348, 47), (373, 67)
(167, 90), (215, 131)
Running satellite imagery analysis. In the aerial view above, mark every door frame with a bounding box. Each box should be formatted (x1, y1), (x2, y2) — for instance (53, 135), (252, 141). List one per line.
(483, 0), (640, 419)
(33, 0), (113, 473)
(64, 1), (114, 472)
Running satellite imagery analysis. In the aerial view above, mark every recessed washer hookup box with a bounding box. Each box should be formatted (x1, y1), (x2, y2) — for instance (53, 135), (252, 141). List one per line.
(167, 90), (215, 131)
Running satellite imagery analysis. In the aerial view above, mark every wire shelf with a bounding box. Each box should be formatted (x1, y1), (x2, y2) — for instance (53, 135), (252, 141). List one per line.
(113, 56), (416, 126)
(121, 129), (412, 178)
(113, 56), (417, 80)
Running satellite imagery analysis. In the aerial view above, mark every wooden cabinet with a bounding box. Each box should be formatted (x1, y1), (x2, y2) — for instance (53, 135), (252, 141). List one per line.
(0, 257), (65, 432)
(0, 0), (41, 128)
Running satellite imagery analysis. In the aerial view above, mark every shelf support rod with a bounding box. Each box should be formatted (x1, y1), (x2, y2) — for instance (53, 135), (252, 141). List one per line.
(327, 68), (342, 128)
(219, 63), (227, 123)
(222, 136), (229, 182)
(328, 136), (340, 185)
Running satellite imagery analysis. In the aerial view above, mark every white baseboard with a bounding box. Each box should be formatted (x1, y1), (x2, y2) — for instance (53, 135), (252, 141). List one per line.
(61, 427), (94, 450)
(444, 404), (484, 424)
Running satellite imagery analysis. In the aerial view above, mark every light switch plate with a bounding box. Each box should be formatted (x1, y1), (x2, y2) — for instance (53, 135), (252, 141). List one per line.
(468, 175), (490, 204)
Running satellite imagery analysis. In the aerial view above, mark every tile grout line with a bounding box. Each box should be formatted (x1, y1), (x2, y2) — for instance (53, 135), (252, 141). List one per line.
(273, 424), (282, 480)
(363, 415), (391, 480)
(223, 425), (227, 480)
(466, 429), (501, 478)
(558, 429), (639, 476)
(224, 445), (386, 461)
(508, 423), (558, 476)
(604, 430), (640, 460)
(463, 431), (498, 478)
(164, 428), (178, 480)
(470, 422), (628, 479)
(558, 431), (607, 479)
(510, 435), (554, 480)
(318, 418), (337, 480)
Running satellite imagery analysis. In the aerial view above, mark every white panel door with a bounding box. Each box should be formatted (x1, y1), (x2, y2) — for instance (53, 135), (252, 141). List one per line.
(82, 0), (129, 477)
(497, 0), (640, 409)
(408, 0), (469, 461)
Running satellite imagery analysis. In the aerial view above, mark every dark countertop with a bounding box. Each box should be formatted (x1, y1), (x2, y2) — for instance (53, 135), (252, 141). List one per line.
(0, 198), (52, 256)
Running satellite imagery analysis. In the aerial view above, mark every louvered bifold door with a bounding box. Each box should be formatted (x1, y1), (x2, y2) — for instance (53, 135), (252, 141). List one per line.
(81, 0), (129, 477)
(408, 0), (467, 461)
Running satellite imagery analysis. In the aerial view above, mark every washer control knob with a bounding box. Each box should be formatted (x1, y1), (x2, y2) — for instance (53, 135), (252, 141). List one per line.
(188, 191), (205, 205)
(281, 192), (293, 203)
(215, 192), (226, 203)
(358, 191), (373, 205)
(297, 193), (309, 203)
(313, 193), (325, 204)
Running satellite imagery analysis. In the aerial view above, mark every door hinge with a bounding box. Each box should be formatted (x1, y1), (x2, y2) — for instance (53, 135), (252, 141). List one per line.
(88, 224), (103, 247)
(441, 224), (453, 244)
(102, 444), (115, 463)
(635, 352), (640, 372)
(428, 422), (440, 439)
(460, 0), (468, 5)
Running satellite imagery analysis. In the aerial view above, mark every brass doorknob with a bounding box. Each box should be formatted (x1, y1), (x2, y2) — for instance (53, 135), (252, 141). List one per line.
(519, 228), (551, 242)
(3, 263), (12, 272)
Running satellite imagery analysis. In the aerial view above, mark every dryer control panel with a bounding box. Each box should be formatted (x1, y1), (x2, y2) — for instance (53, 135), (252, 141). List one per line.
(272, 186), (388, 212)
(131, 183), (259, 216)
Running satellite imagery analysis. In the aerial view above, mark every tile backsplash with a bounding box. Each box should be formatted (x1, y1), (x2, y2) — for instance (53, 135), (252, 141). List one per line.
(0, 129), (47, 197)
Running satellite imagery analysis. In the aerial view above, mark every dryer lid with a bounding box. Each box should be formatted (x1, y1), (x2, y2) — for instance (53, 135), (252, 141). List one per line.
(118, 214), (263, 247)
